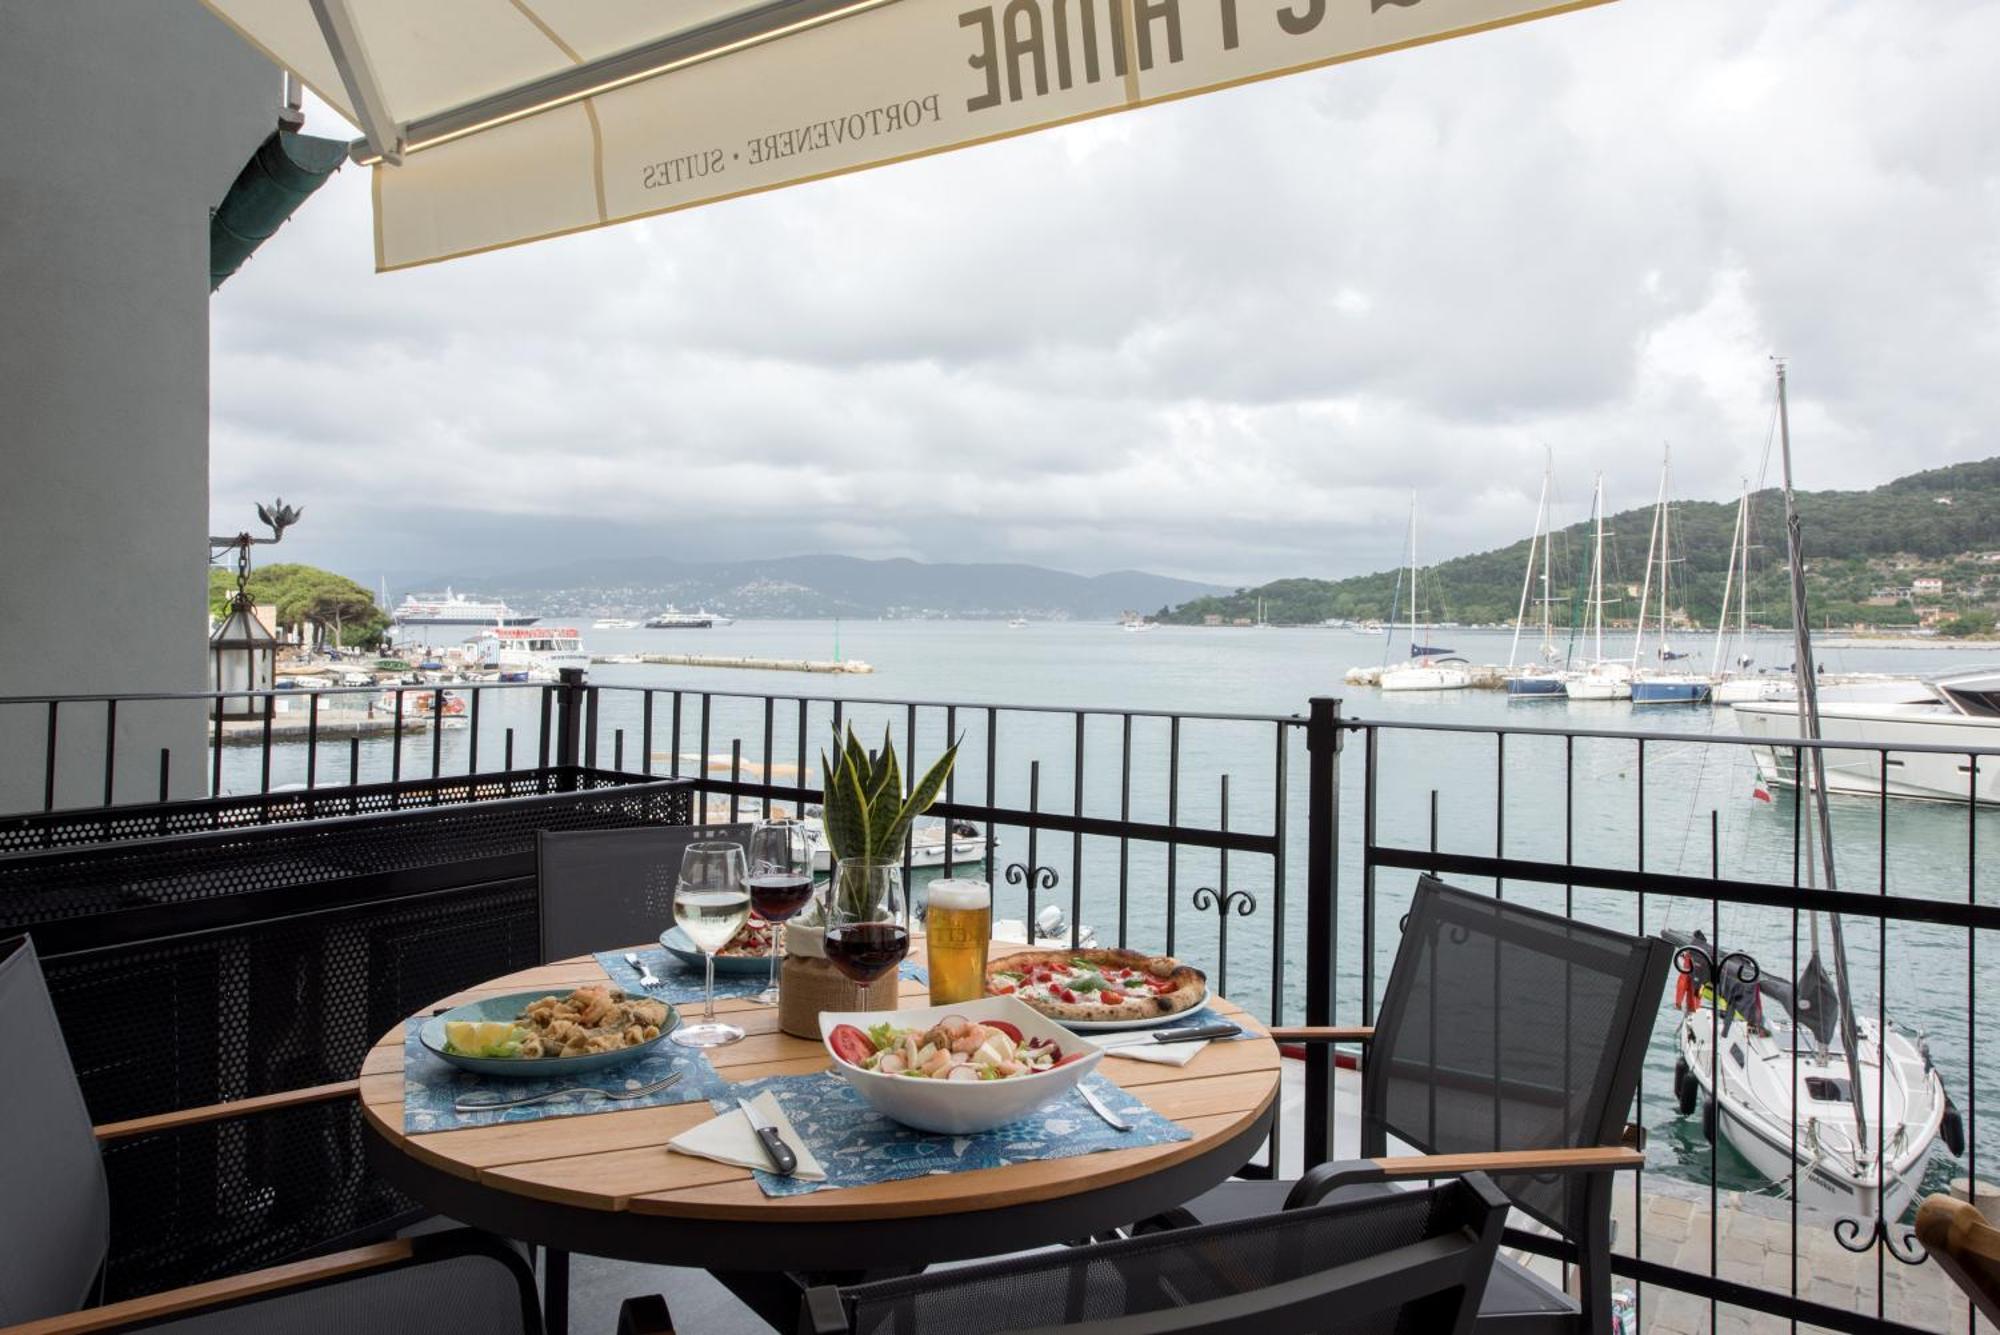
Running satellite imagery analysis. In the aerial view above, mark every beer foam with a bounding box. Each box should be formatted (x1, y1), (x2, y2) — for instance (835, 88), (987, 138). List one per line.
(925, 879), (990, 910)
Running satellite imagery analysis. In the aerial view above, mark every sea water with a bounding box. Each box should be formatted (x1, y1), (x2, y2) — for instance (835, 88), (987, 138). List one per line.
(233, 620), (2000, 1200)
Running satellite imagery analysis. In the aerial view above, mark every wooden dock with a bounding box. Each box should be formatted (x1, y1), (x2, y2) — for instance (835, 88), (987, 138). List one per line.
(596, 654), (874, 675)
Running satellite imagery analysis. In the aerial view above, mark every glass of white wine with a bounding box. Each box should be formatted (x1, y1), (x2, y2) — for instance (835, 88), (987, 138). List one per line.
(670, 840), (750, 1048)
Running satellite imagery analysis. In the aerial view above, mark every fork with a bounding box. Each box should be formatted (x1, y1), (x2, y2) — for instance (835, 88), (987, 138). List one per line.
(453, 1071), (683, 1114)
(624, 952), (664, 990)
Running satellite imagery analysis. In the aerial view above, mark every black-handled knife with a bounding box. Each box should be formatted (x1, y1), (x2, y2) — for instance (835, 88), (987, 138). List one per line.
(737, 1097), (798, 1176)
(1148, 1022), (1242, 1044)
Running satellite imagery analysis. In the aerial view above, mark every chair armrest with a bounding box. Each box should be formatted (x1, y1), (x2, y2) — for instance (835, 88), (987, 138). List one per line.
(92, 1079), (359, 1142)
(1268, 1026), (1374, 1044)
(618, 1293), (677, 1334)
(0, 1240), (412, 1335)
(1284, 1147), (1645, 1210)
(1917, 1194), (2000, 1326)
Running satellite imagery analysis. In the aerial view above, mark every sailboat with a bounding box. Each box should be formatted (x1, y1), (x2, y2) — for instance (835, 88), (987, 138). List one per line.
(1379, 495), (1472, 692)
(1669, 362), (1960, 1224)
(1630, 448), (1714, 704)
(1504, 453), (1567, 699)
(1564, 476), (1633, 701)
(1708, 482), (1778, 704)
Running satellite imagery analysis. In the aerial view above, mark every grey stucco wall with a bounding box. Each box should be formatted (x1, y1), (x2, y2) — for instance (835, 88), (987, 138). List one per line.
(0, 1), (276, 811)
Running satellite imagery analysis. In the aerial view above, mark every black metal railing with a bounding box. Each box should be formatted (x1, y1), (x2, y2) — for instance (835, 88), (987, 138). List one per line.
(4, 675), (1998, 1331)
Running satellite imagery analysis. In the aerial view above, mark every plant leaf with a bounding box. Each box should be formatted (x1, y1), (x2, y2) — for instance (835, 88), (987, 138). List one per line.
(841, 724), (870, 788)
(882, 739), (960, 852)
(824, 747), (871, 860)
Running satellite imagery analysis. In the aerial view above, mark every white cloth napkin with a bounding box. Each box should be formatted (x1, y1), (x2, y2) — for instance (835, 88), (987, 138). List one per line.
(1090, 1034), (1210, 1066)
(667, 1090), (827, 1180)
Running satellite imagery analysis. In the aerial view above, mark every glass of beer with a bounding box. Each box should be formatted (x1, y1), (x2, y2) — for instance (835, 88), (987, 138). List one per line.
(924, 879), (992, 1005)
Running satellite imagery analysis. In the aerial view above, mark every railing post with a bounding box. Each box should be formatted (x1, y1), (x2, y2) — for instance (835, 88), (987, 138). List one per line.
(1304, 696), (1343, 1169)
(554, 668), (586, 788)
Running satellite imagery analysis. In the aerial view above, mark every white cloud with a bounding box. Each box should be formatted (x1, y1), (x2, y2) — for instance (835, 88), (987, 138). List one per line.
(210, 0), (2000, 588)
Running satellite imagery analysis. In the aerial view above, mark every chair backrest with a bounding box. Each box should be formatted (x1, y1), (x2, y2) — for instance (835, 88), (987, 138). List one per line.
(1366, 875), (1672, 1242)
(536, 823), (752, 961)
(809, 1174), (1508, 1335)
(0, 934), (110, 1326)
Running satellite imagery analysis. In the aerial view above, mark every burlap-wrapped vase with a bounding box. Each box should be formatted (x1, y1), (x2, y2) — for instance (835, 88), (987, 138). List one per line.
(779, 921), (899, 1039)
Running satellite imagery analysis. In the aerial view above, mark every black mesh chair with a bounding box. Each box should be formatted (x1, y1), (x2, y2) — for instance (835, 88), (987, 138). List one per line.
(797, 1173), (1509, 1335)
(536, 822), (753, 961)
(0, 934), (540, 1334)
(1146, 875), (1672, 1335)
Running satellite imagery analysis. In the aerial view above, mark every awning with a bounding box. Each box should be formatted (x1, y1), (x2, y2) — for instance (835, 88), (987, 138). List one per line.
(201, 0), (1614, 272)
(210, 128), (348, 290)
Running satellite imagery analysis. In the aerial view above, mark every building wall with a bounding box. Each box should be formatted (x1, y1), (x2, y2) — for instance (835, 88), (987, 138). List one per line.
(0, 1), (275, 812)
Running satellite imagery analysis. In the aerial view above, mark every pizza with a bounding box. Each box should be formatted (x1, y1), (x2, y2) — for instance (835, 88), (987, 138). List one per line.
(986, 948), (1206, 1022)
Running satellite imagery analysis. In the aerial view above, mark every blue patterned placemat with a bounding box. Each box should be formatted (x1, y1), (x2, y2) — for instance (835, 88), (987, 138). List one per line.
(719, 1070), (1191, 1197)
(401, 1022), (730, 1134)
(594, 946), (928, 1004)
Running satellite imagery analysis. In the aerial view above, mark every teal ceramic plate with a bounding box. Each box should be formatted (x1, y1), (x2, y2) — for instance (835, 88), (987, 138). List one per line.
(659, 925), (775, 975)
(417, 988), (679, 1078)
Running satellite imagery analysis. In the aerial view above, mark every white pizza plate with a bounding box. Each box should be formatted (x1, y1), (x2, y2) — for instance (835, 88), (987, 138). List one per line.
(1040, 987), (1212, 1033)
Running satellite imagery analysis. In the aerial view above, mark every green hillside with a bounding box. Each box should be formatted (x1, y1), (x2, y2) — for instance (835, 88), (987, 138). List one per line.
(1161, 458), (2000, 634)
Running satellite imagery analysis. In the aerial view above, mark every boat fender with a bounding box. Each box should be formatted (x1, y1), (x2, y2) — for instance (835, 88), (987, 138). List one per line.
(1674, 1059), (1698, 1117)
(1943, 1098), (1966, 1158)
(1701, 1096), (1717, 1145)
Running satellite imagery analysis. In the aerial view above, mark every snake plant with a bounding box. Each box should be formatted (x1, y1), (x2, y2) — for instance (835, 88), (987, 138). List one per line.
(814, 723), (959, 920)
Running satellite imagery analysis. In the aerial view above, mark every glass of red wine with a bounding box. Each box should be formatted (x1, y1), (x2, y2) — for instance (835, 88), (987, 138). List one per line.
(823, 858), (907, 1011)
(746, 819), (815, 1007)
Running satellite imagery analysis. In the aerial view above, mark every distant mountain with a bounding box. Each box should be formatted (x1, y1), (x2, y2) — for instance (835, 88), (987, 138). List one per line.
(410, 554), (1227, 620)
(1161, 457), (2000, 631)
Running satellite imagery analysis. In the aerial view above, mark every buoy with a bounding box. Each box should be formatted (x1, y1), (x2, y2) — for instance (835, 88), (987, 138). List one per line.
(1943, 1098), (1967, 1158)
(1674, 1058), (1698, 1116)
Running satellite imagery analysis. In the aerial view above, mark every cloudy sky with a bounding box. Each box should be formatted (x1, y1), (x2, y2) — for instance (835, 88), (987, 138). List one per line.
(209, 0), (2000, 592)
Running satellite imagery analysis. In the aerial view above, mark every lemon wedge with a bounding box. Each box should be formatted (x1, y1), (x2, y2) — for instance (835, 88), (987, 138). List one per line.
(444, 1019), (525, 1057)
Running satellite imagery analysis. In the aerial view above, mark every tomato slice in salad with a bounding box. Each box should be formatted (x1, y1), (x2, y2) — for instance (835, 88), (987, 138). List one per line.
(1052, 1050), (1092, 1068)
(984, 1019), (1023, 1043)
(828, 1024), (873, 1067)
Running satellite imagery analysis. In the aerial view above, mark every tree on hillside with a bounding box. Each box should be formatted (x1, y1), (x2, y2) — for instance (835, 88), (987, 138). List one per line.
(209, 562), (390, 649)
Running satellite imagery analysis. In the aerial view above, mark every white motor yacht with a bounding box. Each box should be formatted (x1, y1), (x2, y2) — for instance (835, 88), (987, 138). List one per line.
(1732, 667), (2000, 803)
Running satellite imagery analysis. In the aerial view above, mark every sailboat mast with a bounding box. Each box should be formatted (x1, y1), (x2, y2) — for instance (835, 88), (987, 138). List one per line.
(1510, 467), (1549, 670)
(1408, 493), (1420, 652)
(1776, 360), (1869, 1149)
(1541, 458), (1554, 653)
(1591, 475), (1606, 661)
(1632, 457), (1665, 669)
(1738, 481), (1753, 662)
(1712, 488), (1744, 678)
(1658, 449), (1675, 658)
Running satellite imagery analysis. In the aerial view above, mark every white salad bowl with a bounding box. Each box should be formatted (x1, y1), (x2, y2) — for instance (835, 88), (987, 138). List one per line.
(819, 994), (1103, 1135)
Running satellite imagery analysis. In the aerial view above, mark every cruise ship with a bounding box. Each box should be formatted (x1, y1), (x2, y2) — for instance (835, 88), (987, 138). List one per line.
(391, 589), (538, 627)
(643, 606), (714, 629)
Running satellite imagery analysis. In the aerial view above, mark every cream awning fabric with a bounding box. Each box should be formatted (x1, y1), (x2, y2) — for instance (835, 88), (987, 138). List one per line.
(203, 0), (1614, 271)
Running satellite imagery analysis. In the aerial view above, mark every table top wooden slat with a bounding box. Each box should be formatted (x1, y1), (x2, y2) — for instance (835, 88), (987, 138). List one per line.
(364, 941), (1280, 1226)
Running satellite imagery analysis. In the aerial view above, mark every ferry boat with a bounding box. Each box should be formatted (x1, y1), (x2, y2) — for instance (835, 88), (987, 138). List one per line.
(644, 607), (714, 629)
(391, 588), (537, 627)
(472, 626), (590, 680)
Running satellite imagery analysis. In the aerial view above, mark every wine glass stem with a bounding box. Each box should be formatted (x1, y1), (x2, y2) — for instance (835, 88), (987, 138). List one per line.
(767, 934), (780, 1001)
(703, 953), (717, 1024)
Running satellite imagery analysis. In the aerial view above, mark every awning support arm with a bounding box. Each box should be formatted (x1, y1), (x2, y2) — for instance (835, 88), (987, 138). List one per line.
(309, 0), (403, 164)
(344, 0), (897, 166)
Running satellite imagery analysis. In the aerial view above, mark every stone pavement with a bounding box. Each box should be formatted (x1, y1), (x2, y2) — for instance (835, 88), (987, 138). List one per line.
(1507, 1179), (1993, 1333)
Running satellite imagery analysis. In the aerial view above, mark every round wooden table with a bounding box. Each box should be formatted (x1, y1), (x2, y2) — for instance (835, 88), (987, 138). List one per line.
(360, 941), (1280, 1275)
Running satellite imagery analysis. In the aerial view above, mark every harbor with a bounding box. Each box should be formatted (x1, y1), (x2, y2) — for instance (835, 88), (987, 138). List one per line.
(597, 652), (873, 674)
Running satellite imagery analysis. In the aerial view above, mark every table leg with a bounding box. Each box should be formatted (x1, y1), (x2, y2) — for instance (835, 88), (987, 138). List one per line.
(544, 1246), (570, 1335)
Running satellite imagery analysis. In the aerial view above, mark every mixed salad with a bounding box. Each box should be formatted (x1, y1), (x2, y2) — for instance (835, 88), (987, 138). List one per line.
(827, 1014), (1081, 1081)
